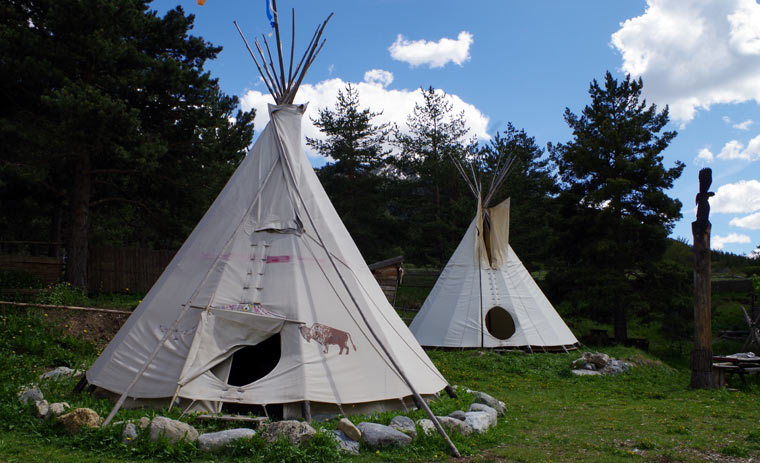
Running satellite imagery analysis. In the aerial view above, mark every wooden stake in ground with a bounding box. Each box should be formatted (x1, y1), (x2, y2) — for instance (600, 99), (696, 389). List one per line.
(691, 168), (715, 389)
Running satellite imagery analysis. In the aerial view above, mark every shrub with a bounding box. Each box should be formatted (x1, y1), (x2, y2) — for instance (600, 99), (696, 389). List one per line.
(35, 283), (88, 307)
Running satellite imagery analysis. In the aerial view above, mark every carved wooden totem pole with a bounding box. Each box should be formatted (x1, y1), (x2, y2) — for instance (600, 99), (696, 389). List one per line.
(691, 168), (716, 389)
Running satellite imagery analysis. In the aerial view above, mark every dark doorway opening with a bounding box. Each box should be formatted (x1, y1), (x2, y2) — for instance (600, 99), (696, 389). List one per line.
(485, 306), (516, 340)
(220, 332), (283, 418)
(227, 332), (282, 386)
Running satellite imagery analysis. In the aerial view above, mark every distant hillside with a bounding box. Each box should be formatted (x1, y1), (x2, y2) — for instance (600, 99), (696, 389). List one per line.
(664, 238), (760, 279)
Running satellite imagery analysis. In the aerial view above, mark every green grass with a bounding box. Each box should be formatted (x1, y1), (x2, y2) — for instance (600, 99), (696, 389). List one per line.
(1, 306), (760, 462)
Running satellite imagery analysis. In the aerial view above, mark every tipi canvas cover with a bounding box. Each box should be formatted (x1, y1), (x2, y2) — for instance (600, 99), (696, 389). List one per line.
(86, 7), (452, 417)
(87, 102), (448, 416)
(410, 198), (578, 351)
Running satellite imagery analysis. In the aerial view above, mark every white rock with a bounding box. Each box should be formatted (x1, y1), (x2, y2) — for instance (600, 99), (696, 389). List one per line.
(198, 428), (256, 451)
(337, 417), (361, 441)
(34, 400), (49, 419)
(48, 402), (70, 417)
(122, 423), (138, 444)
(571, 369), (602, 376)
(389, 415), (417, 438)
(464, 411), (494, 433)
(472, 391), (506, 417)
(262, 420), (316, 445)
(17, 386), (43, 405)
(435, 416), (473, 435)
(469, 403), (497, 425)
(40, 366), (80, 381)
(356, 422), (412, 447)
(331, 429), (360, 454)
(416, 418), (436, 435)
(149, 416), (199, 443)
(447, 410), (466, 421)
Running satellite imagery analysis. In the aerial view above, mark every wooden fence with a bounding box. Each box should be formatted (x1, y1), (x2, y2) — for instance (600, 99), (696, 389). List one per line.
(402, 268), (441, 288)
(87, 247), (175, 293)
(0, 255), (62, 284)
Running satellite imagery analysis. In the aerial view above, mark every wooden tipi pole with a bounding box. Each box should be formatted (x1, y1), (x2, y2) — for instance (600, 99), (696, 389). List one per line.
(690, 168), (716, 389)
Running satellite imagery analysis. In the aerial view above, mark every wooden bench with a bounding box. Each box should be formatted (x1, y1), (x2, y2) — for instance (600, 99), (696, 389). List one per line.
(713, 357), (760, 386)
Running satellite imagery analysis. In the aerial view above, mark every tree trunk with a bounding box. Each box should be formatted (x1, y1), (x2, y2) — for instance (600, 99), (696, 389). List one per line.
(48, 207), (62, 258)
(691, 220), (714, 388)
(65, 154), (91, 290)
(613, 303), (627, 343)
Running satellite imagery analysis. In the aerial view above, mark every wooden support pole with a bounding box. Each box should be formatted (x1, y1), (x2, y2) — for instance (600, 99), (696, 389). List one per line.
(72, 376), (88, 394)
(691, 168), (716, 389)
(301, 400), (311, 422)
(0, 300), (131, 315)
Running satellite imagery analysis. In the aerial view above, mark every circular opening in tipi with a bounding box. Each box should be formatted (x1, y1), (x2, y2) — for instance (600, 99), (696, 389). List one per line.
(225, 332), (282, 386)
(485, 306), (516, 340)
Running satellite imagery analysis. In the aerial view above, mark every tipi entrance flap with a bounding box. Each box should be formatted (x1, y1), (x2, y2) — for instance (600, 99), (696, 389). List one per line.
(484, 198), (510, 268)
(178, 308), (291, 387)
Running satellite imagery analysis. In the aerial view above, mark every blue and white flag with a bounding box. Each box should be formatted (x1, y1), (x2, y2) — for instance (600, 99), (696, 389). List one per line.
(265, 0), (276, 28)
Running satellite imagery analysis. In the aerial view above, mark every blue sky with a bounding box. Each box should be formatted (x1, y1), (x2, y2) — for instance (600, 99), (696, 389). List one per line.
(154, 0), (760, 257)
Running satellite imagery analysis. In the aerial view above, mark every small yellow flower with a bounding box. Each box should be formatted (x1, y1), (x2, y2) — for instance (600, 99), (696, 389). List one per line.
(83, 329), (87, 333)
(43, 313), (48, 317)
(375, 450), (380, 454)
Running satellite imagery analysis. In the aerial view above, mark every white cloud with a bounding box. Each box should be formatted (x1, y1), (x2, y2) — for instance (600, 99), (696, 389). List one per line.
(730, 211), (760, 229)
(734, 119), (754, 130)
(712, 232), (752, 250)
(389, 31), (473, 68)
(363, 69), (394, 88)
(611, 0), (760, 123)
(723, 115), (732, 124)
(240, 74), (490, 160)
(718, 139), (746, 160)
(716, 135), (760, 161)
(696, 147), (714, 163)
(711, 179), (760, 213)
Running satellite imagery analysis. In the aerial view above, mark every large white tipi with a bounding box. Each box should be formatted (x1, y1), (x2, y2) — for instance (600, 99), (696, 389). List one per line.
(85, 6), (453, 430)
(409, 155), (578, 352)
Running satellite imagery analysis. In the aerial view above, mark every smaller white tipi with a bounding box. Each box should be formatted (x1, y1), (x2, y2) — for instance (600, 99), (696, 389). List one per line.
(409, 154), (578, 352)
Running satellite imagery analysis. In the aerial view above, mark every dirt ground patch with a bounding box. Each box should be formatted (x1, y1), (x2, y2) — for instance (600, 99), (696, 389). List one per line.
(14, 306), (131, 348)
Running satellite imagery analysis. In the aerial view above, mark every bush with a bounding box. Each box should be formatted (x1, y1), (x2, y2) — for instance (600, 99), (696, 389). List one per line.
(0, 269), (43, 289)
(35, 283), (88, 307)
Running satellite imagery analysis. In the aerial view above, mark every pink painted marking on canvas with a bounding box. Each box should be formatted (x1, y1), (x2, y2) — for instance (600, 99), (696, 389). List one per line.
(266, 255), (291, 263)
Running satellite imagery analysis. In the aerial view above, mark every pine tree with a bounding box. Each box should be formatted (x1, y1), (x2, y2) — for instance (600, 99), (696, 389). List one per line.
(306, 84), (396, 262)
(0, 0), (254, 288)
(392, 87), (476, 265)
(547, 72), (685, 342)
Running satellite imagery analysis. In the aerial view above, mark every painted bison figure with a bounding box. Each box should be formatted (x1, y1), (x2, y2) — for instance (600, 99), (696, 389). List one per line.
(299, 323), (356, 355)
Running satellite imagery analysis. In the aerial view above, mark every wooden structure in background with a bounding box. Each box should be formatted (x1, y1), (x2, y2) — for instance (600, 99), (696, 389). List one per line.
(691, 168), (715, 389)
(87, 247), (175, 293)
(0, 255), (62, 285)
(368, 256), (403, 305)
